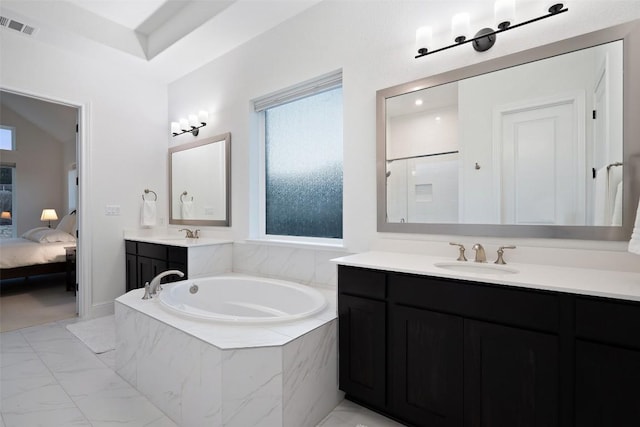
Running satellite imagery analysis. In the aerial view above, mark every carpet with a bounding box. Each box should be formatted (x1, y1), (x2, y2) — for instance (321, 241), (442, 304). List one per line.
(66, 314), (115, 354)
(0, 274), (76, 332)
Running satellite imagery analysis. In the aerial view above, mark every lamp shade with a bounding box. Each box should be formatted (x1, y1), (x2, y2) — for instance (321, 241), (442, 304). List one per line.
(188, 114), (199, 127)
(171, 122), (181, 134)
(452, 13), (471, 43)
(198, 110), (209, 124)
(495, 0), (515, 29)
(416, 26), (433, 54)
(1, 211), (11, 220)
(40, 209), (58, 221)
(179, 118), (190, 131)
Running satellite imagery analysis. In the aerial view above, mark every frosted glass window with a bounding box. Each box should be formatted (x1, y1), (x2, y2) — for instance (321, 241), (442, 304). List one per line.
(265, 87), (343, 238)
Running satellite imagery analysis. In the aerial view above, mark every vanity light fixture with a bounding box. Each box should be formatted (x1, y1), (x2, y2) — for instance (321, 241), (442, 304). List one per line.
(415, 2), (568, 58)
(171, 110), (208, 137)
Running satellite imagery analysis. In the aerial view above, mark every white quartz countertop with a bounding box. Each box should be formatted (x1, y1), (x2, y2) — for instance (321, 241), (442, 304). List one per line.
(331, 251), (640, 302)
(125, 236), (232, 247)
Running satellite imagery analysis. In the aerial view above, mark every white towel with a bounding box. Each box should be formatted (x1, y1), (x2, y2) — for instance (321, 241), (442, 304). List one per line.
(181, 200), (194, 219)
(629, 199), (640, 255)
(611, 181), (623, 226)
(593, 165), (623, 225)
(141, 200), (157, 227)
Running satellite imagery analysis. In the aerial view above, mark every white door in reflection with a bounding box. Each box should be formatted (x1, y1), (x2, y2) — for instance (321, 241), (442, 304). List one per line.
(498, 97), (585, 225)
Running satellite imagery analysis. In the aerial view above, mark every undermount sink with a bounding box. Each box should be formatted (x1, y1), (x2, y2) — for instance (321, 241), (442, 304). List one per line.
(434, 262), (519, 275)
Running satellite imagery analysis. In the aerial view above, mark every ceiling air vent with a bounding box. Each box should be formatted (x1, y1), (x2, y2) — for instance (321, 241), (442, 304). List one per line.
(0, 16), (39, 37)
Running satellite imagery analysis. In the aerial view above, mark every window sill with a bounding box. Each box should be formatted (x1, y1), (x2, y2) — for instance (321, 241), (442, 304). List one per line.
(243, 238), (346, 252)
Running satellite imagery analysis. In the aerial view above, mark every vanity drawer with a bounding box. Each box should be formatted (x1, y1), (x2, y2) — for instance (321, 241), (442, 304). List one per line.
(338, 265), (386, 300)
(576, 297), (640, 350)
(137, 242), (167, 260)
(125, 240), (137, 254)
(389, 273), (560, 332)
(168, 246), (187, 265)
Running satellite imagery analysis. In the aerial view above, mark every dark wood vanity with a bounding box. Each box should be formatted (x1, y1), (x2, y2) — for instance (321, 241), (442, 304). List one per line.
(125, 240), (187, 292)
(338, 265), (640, 427)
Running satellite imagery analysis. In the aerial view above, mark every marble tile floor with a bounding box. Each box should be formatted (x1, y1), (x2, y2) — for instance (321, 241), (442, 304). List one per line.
(1, 319), (403, 427)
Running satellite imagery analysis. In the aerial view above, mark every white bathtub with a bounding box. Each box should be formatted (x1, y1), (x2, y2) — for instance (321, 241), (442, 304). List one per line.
(159, 275), (327, 323)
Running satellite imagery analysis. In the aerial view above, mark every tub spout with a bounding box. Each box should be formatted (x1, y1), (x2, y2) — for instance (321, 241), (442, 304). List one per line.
(148, 270), (184, 297)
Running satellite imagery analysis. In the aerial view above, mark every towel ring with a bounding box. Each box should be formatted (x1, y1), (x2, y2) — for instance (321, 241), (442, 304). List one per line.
(180, 191), (193, 203)
(142, 189), (157, 201)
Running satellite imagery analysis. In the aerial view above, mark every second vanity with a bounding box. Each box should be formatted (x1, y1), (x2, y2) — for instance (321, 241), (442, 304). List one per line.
(124, 235), (232, 292)
(333, 252), (640, 427)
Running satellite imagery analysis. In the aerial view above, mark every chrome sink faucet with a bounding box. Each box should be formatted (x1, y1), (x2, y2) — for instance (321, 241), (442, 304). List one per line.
(142, 270), (184, 299)
(179, 228), (200, 239)
(472, 243), (486, 263)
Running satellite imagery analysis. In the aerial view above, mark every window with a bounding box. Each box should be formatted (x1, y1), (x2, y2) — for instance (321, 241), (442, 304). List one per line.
(0, 164), (15, 239)
(255, 71), (343, 241)
(0, 126), (15, 151)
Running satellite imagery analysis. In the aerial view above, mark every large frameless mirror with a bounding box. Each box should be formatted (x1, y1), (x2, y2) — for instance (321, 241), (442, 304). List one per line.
(377, 20), (640, 240)
(169, 132), (231, 227)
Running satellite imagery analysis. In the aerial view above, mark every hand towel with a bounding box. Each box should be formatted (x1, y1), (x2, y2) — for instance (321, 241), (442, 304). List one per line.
(629, 198), (640, 255)
(611, 181), (623, 226)
(141, 200), (157, 227)
(181, 200), (194, 219)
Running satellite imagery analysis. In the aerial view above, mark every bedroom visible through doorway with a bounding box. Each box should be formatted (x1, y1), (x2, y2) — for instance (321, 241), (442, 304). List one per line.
(0, 90), (80, 328)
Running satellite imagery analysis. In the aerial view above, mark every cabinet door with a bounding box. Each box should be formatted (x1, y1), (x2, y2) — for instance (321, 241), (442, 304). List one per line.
(464, 320), (559, 427)
(126, 253), (138, 291)
(575, 340), (640, 427)
(138, 257), (167, 287)
(338, 294), (386, 409)
(390, 305), (463, 427)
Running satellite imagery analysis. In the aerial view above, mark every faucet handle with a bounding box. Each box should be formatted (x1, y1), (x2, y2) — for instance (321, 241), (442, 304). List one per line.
(495, 245), (516, 265)
(141, 282), (151, 300)
(449, 242), (467, 261)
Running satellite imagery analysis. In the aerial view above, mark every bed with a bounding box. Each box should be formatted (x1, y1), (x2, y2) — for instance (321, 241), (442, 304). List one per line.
(0, 213), (77, 281)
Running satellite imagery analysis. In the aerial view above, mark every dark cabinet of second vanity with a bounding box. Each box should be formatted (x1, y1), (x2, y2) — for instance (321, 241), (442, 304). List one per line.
(125, 240), (187, 292)
(338, 265), (640, 427)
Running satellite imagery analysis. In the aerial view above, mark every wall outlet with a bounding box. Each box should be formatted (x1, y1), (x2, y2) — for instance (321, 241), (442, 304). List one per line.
(105, 205), (121, 216)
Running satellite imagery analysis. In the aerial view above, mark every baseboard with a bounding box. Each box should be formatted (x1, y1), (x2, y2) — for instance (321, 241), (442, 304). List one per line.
(86, 300), (114, 319)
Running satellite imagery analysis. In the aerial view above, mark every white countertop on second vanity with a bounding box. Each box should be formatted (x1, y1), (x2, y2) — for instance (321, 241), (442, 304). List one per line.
(124, 236), (232, 248)
(332, 251), (640, 302)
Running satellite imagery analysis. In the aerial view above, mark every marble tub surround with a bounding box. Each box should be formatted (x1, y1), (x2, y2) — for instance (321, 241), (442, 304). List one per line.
(332, 251), (640, 302)
(115, 284), (341, 427)
(233, 240), (350, 290)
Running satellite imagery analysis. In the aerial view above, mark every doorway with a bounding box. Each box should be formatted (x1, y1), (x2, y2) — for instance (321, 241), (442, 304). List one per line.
(0, 89), (86, 329)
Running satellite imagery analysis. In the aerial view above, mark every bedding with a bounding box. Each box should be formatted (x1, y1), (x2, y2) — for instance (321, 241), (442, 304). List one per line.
(0, 237), (74, 269)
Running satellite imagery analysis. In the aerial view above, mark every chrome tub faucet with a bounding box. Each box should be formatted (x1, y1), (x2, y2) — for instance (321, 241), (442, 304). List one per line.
(142, 270), (185, 299)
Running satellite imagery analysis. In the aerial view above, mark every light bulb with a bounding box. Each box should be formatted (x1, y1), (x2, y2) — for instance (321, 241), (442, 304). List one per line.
(171, 122), (180, 134)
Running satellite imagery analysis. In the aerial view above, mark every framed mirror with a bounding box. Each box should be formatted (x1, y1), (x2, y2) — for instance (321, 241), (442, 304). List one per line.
(169, 132), (231, 226)
(377, 20), (640, 240)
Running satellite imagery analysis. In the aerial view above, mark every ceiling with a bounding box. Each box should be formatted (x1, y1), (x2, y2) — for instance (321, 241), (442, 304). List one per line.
(0, 0), (323, 83)
(0, 90), (78, 146)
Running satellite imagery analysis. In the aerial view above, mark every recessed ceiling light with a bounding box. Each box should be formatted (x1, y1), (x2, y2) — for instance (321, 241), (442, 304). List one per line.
(415, 99), (423, 106)
(435, 116), (441, 121)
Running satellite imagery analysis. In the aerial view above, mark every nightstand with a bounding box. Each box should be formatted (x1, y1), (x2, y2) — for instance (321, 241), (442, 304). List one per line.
(65, 246), (76, 292)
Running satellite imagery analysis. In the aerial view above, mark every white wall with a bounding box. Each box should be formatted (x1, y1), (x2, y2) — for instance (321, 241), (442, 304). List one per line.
(169, 1), (640, 273)
(0, 33), (168, 317)
(0, 106), (65, 234)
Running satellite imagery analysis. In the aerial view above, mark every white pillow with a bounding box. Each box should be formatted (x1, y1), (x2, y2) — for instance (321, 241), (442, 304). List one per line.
(56, 213), (77, 235)
(21, 227), (51, 240)
(24, 228), (76, 243)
